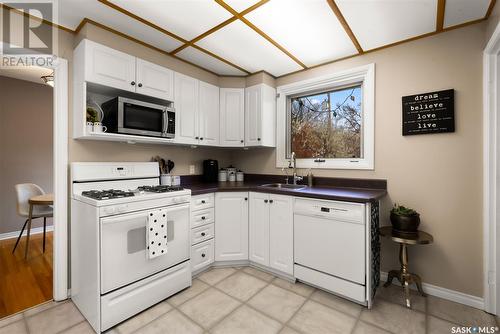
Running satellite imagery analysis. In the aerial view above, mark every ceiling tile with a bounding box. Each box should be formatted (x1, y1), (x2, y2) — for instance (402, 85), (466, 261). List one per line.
(177, 47), (247, 76)
(196, 20), (302, 76)
(224, 0), (261, 13)
(245, 0), (358, 67)
(107, 0), (233, 40)
(444, 0), (490, 28)
(336, 0), (437, 51)
(59, 0), (183, 52)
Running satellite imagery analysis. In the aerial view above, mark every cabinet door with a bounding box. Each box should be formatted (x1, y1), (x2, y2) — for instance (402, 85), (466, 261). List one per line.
(199, 81), (220, 146)
(269, 195), (293, 275)
(84, 40), (136, 92)
(249, 192), (270, 267)
(245, 85), (262, 147)
(220, 88), (245, 147)
(215, 192), (249, 261)
(136, 58), (174, 100)
(174, 73), (199, 145)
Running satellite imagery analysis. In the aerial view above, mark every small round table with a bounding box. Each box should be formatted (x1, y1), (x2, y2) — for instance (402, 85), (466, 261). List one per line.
(25, 194), (54, 259)
(379, 226), (433, 308)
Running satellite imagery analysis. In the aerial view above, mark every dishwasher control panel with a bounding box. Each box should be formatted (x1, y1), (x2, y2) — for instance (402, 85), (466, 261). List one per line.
(294, 198), (365, 224)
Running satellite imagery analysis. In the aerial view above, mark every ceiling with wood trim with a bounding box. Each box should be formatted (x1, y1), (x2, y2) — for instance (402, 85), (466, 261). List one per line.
(2, 0), (496, 77)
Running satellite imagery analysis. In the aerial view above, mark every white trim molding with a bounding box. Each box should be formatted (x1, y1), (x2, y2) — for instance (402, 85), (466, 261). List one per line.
(276, 63), (375, 170)
(483, 21), (500, 315)
(52, 57), (69, 301)
(380, 272), (484, 310)
(0, 225), (55, 241)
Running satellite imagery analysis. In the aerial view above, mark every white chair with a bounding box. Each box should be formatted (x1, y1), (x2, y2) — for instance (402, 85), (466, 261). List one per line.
(13, 184), (53, 254)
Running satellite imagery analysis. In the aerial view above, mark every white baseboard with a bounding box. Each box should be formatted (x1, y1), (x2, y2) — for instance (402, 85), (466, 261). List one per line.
(0, 225), (54, 241)
(380, 271), (484, 310)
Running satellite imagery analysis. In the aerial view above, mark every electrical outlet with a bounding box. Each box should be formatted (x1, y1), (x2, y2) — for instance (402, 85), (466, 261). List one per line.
(189, 165), (195, 175)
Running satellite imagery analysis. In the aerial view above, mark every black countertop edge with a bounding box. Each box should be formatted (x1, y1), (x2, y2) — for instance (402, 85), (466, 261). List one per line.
(184, 182), (387, 203)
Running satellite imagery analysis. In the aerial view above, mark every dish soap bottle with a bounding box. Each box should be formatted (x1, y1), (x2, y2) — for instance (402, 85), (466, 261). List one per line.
(307, 169), (313, 187)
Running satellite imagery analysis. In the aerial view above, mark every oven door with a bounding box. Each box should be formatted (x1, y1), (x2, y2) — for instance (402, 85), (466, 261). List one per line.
(100, 203), (189, 294)
(117, 98), (167, 137)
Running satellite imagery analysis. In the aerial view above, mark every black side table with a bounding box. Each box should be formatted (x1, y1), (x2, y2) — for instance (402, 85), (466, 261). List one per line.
(379, 226), (434, 308)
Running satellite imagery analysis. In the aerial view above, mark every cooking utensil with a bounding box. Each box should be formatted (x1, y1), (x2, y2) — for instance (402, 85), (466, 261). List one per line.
(167, 160), (175, 173)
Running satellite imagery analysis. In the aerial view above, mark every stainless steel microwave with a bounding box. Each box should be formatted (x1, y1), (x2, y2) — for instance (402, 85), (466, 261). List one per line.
(101, 97), (175, 138)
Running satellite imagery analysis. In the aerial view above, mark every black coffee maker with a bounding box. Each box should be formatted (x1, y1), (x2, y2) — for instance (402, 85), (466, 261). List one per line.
(203, 159), (219, 182)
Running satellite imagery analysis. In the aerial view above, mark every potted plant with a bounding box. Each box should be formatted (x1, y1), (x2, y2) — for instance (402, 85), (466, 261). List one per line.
(390, 204), (420, 233)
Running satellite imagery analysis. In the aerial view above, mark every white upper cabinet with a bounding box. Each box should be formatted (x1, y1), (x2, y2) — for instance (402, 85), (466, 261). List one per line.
(198, 81), (220, 146)
(174, 72), (199, 145)
(269, 194), (293, 275)
(220, 88), (245, 147)
(215, 192), (249, 262)
(245, 84), (276, 147)
(249, 192), (270, 267)
(83, 39), (136, 92)
(80, 39), (174, 101)
(136, 58), (174, 101)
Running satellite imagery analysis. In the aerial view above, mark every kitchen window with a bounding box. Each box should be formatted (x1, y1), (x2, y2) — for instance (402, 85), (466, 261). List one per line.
(276, 64), (375, 169)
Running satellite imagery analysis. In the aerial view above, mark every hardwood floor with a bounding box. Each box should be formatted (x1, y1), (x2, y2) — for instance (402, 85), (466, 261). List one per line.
(0, 231), (53, 318)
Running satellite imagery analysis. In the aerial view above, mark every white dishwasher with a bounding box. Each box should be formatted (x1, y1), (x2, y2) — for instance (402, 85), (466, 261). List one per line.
(294, 197), (368, 304)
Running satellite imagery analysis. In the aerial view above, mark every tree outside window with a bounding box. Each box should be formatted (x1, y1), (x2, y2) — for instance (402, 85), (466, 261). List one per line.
(290, 85), (362, 159)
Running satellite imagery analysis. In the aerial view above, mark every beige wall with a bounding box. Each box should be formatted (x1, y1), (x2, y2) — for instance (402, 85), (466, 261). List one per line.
(0, 76), (53, 234)
(232, 23), (486, 297)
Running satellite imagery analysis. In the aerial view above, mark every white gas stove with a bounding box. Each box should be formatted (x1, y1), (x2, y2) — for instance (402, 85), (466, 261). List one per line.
(70, 162), (192, 333)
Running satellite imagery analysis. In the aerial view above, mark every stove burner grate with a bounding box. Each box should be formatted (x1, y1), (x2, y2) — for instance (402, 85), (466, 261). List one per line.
(137, 185), (184, 193)
(82, 189), (135, 200)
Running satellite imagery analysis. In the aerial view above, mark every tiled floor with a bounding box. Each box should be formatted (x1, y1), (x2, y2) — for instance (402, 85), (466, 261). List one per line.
(0, 265), (497, 334)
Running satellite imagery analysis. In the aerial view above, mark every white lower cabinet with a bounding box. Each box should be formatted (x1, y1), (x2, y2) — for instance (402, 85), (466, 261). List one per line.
(269, 194), (293, 274)
(215, 192), (249, 261)
(249, 192), (270, 266)
(249, 192), (293, 275)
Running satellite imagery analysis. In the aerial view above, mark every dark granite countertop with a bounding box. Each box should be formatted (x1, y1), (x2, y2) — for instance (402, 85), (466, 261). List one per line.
(185, 181), (387, 203)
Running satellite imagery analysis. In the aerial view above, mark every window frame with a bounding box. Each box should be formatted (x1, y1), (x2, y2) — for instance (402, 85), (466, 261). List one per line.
(276, 63), (375, 170)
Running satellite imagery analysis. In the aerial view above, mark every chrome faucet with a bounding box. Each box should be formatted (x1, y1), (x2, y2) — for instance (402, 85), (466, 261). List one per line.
(289, 152), (303, 185)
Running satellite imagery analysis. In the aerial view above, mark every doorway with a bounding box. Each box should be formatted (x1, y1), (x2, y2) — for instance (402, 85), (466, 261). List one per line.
(0, 55), (68, 318)
(484, 21), (500, 315)
(0, 66), (54, 317)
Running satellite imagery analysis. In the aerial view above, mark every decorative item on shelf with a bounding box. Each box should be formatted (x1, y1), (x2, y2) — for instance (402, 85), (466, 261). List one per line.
(93, 122), (107, 133)
(390, 204), (420, 233)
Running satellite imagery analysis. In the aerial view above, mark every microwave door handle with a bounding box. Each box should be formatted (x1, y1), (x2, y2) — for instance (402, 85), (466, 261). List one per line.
(162, 110), (167, 137)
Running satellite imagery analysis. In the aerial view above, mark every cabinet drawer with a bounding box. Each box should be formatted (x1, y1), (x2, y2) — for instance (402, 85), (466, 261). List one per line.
(294, 198), (365, 223)
(191, 208), (214, 229)
(191, 239), (214, 272)
(191, 193), (214, 211)
(101, 261), (191, 331)
(191, 223), (214, 245)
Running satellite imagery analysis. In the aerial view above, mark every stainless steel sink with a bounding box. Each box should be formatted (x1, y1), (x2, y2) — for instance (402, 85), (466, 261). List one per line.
(260, 183), (307, 190)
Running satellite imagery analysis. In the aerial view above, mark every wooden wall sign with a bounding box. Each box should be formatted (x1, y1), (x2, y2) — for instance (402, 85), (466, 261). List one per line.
(402, 89), (455, 136)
